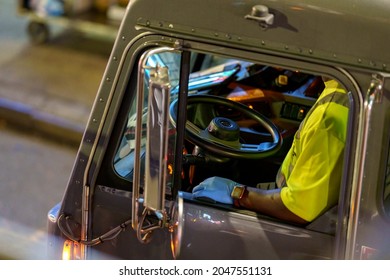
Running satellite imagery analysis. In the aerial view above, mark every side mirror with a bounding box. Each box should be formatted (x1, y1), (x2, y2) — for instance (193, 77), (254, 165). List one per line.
(144, 65), (171, 214)
(132, 47), (174, 243)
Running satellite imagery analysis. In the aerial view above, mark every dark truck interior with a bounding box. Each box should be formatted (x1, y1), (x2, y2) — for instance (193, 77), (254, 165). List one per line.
(106, 51), (338, 233)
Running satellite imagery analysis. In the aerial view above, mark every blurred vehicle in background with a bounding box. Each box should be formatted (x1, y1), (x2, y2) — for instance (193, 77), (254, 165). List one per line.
(18, 0), (128, 44)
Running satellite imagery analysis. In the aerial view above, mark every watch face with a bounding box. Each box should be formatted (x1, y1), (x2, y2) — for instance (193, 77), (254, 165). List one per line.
(232, 186), (245, 199)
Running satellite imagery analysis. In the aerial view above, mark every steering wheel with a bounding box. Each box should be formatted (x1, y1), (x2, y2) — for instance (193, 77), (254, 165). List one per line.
(169, 94), (282, 159)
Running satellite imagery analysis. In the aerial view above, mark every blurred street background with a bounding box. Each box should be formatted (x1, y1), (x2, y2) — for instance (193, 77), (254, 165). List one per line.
(0, 0), (119, 259)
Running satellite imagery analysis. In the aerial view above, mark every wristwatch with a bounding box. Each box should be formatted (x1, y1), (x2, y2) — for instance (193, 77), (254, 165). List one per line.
(231, 185), (247, 207)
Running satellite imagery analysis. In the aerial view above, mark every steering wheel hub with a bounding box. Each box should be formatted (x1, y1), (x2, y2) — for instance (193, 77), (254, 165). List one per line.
(207, 117), (240, 141)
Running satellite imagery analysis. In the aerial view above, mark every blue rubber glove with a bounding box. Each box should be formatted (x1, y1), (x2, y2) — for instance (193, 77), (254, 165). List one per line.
(192, 176), (238, 204)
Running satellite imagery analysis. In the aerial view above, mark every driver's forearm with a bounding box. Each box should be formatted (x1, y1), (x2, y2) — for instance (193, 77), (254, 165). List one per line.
(238, 187), (308, 225)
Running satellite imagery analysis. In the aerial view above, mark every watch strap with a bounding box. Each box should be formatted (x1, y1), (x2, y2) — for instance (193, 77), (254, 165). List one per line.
(231, 185), (247, 207)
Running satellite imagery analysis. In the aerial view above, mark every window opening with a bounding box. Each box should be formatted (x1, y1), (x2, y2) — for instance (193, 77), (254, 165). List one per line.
(113, 49), (350, 231)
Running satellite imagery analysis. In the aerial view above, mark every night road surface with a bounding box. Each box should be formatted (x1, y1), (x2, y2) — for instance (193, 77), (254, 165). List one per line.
(0, 125), (77, 259)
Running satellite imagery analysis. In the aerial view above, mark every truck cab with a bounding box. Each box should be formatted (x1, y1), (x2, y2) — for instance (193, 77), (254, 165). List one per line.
(47, 0), (390, 260)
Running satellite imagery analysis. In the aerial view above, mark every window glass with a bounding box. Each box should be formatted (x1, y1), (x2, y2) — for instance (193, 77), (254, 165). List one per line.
(113, 51), (181, 182)
(113, 50), (331, 182)
(113, 51), (236, 180)
(113, 48), (349, 227)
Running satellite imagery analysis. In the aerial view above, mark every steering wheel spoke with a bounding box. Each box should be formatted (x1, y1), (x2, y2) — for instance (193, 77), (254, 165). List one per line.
(241, 142), (276, 152)
(186, 121), (202, 134)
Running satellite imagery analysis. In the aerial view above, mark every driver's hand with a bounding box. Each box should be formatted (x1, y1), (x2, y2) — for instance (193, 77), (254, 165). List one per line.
(192, 176), (238, 204)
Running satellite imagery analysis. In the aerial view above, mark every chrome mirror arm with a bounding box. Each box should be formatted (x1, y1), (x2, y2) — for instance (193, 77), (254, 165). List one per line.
(132, 47), (174, 243)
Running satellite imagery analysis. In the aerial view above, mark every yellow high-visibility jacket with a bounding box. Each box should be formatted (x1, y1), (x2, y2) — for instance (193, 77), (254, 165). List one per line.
(278, 80), (349, 222)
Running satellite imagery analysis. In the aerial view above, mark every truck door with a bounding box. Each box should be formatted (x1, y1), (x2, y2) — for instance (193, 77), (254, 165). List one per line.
(86, 46), (183, 260)
(345, 74), (390, 259)
(85, 43), (353, 260)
